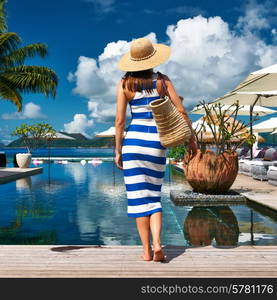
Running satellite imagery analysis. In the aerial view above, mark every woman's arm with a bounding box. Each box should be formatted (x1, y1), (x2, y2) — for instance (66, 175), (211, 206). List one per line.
(115, 80), (128, 169)
(163, 75), (198, 155)
(162, 76), (190, 124)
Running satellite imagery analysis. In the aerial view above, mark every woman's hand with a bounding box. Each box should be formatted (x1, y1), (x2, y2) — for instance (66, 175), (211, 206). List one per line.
(115, 153), (123, 170)
(178, 111), (198, 156)
(115, 80), (127, 171)
(188, 135), (198, 156)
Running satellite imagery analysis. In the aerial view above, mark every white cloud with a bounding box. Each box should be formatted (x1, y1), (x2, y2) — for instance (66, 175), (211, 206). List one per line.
(85, 0), (116, 13)
(236, 0), (271, 33)
(272, 28), (277, 43)
(71, 56), (108, 98)
(67, 72), (75, 82)
(63, 114), (94, 137)
(1, 102), (46, 120)
(68, 1), (277, 131)
(158, 15), (277, 104)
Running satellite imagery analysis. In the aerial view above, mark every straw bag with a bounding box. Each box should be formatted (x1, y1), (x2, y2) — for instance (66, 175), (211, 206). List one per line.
(149, 74), (192, 148)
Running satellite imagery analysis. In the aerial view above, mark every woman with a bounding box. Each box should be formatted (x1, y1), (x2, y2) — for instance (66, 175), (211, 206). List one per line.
(115, 37), (197, 262)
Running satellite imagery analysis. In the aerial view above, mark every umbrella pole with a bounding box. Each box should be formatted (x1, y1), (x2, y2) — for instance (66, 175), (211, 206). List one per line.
(113, 136), (115, 186)
(250, 209), (254, 245)
(47, 140), (51, 185)
(250, 105), (254, 160)
(250, 95), (261, 160)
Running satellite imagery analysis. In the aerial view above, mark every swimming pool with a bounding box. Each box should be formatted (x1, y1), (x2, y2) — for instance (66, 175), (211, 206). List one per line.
(1, 161), (277, 246)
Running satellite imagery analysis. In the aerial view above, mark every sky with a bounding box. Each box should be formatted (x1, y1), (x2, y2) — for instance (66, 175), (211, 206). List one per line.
(0, 0), (277, 144)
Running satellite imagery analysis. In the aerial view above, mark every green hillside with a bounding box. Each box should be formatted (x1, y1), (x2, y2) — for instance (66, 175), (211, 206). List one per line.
(7, 135), (115, 148)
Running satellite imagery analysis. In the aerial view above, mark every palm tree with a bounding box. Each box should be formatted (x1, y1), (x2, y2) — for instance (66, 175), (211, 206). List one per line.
(0, 0), (58, 111)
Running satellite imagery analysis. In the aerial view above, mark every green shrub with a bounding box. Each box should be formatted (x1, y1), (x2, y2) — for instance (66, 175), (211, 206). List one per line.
(12, 122), (56, 153)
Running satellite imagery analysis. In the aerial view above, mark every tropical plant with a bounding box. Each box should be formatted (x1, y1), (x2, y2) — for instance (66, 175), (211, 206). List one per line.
(193, 101), (257, 155)
(183, 101), (258, 194)
(0, 0), (58, 111)
(168, 145), (188, 161)
(12, 122), (56, 153)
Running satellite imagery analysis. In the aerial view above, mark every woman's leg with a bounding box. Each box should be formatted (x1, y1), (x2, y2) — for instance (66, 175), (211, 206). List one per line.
(136, 216), (152, 261)
(150, 212), (165, 261)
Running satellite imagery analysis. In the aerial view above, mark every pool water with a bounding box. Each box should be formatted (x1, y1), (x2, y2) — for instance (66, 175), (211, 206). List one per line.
(1, 161), (277, 246)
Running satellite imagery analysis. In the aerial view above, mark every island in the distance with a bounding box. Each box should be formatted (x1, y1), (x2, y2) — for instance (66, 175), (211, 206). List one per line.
(5, 132), (115, 148)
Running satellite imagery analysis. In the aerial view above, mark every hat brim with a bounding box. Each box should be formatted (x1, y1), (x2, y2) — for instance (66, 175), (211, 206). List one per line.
(117, 43), (170, 72)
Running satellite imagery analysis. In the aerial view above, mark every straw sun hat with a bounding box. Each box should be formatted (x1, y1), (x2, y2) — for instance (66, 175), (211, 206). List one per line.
(117, 37), (170, 72)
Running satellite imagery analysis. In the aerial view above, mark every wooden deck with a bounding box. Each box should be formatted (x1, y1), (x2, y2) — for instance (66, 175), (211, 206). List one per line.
(0, 245), (276, 278)
(0, 167), (43, 184)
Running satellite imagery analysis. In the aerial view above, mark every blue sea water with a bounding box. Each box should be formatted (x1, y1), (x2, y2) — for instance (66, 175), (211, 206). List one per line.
(0, 147), (115, 161)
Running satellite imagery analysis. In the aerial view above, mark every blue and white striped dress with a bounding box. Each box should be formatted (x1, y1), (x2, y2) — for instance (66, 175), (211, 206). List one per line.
(122, 73), (167, 218)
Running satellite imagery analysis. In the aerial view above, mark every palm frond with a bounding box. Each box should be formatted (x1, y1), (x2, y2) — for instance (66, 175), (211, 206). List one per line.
(0, 43), (48, 67)
(0, 75), (22, 110)
(0, 1), (58, 111)
(0, 0), (7, 32)
(2, 66), (58, 97)
(0, 32), (21, 55)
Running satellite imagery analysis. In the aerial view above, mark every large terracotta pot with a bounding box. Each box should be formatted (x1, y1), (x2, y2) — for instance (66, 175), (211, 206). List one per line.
(183, 149), (238, 194)
(16, 153), (32, 168)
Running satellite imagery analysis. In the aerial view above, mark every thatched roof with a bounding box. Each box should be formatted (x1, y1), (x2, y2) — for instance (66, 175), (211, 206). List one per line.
(193, 114), (249, 144)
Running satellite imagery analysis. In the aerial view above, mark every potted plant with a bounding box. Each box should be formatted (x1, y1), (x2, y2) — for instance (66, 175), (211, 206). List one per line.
(12, 122), (56, 168)
(183, 101), (256, 194)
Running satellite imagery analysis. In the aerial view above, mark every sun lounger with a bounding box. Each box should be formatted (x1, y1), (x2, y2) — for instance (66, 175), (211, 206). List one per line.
(251, 160), (277, 181)
(238, 159), (247, 174)
(267, 166), (277, 186)
(255, 147), (268, 159)
(263, 148), (277, 161)
(250, 148), (277, 181)
(239, 160), (255, 176)
(238, 147), (277, 180)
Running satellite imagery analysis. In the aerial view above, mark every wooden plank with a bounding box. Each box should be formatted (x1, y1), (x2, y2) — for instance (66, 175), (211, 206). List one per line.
(0, 245), (276, 278)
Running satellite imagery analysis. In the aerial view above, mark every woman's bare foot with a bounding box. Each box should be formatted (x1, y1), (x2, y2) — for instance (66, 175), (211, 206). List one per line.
(153, 245), (166, 262)
(142, 248), (153, 261)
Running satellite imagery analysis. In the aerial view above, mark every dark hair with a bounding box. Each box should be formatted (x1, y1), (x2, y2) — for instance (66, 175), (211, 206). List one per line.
(122, 69), (154, 93)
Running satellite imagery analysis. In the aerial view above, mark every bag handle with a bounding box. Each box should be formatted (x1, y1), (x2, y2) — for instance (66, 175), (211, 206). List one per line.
(157, 71), (168, 98)
(157, 72), (193, 140)
(157, 71), (183, 102)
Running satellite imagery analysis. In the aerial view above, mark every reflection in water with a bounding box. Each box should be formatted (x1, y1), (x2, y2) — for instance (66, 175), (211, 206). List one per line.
(0, 229), (56, 245)
(16, 177), (32, 191)
(0, 196), (56, 244)
(16, 176), (68, 195)
(36, 179), (69, 195)
(1, 162), (277, 245)
(16, 197), (55, 219)
(184, 206), (240, 246)
(94, 183), (126, 198)
(64, 163), (87, 184)
(170, 166), (187, 185)
(1, 172), (56, 244)
(76, 162), (138, 245)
